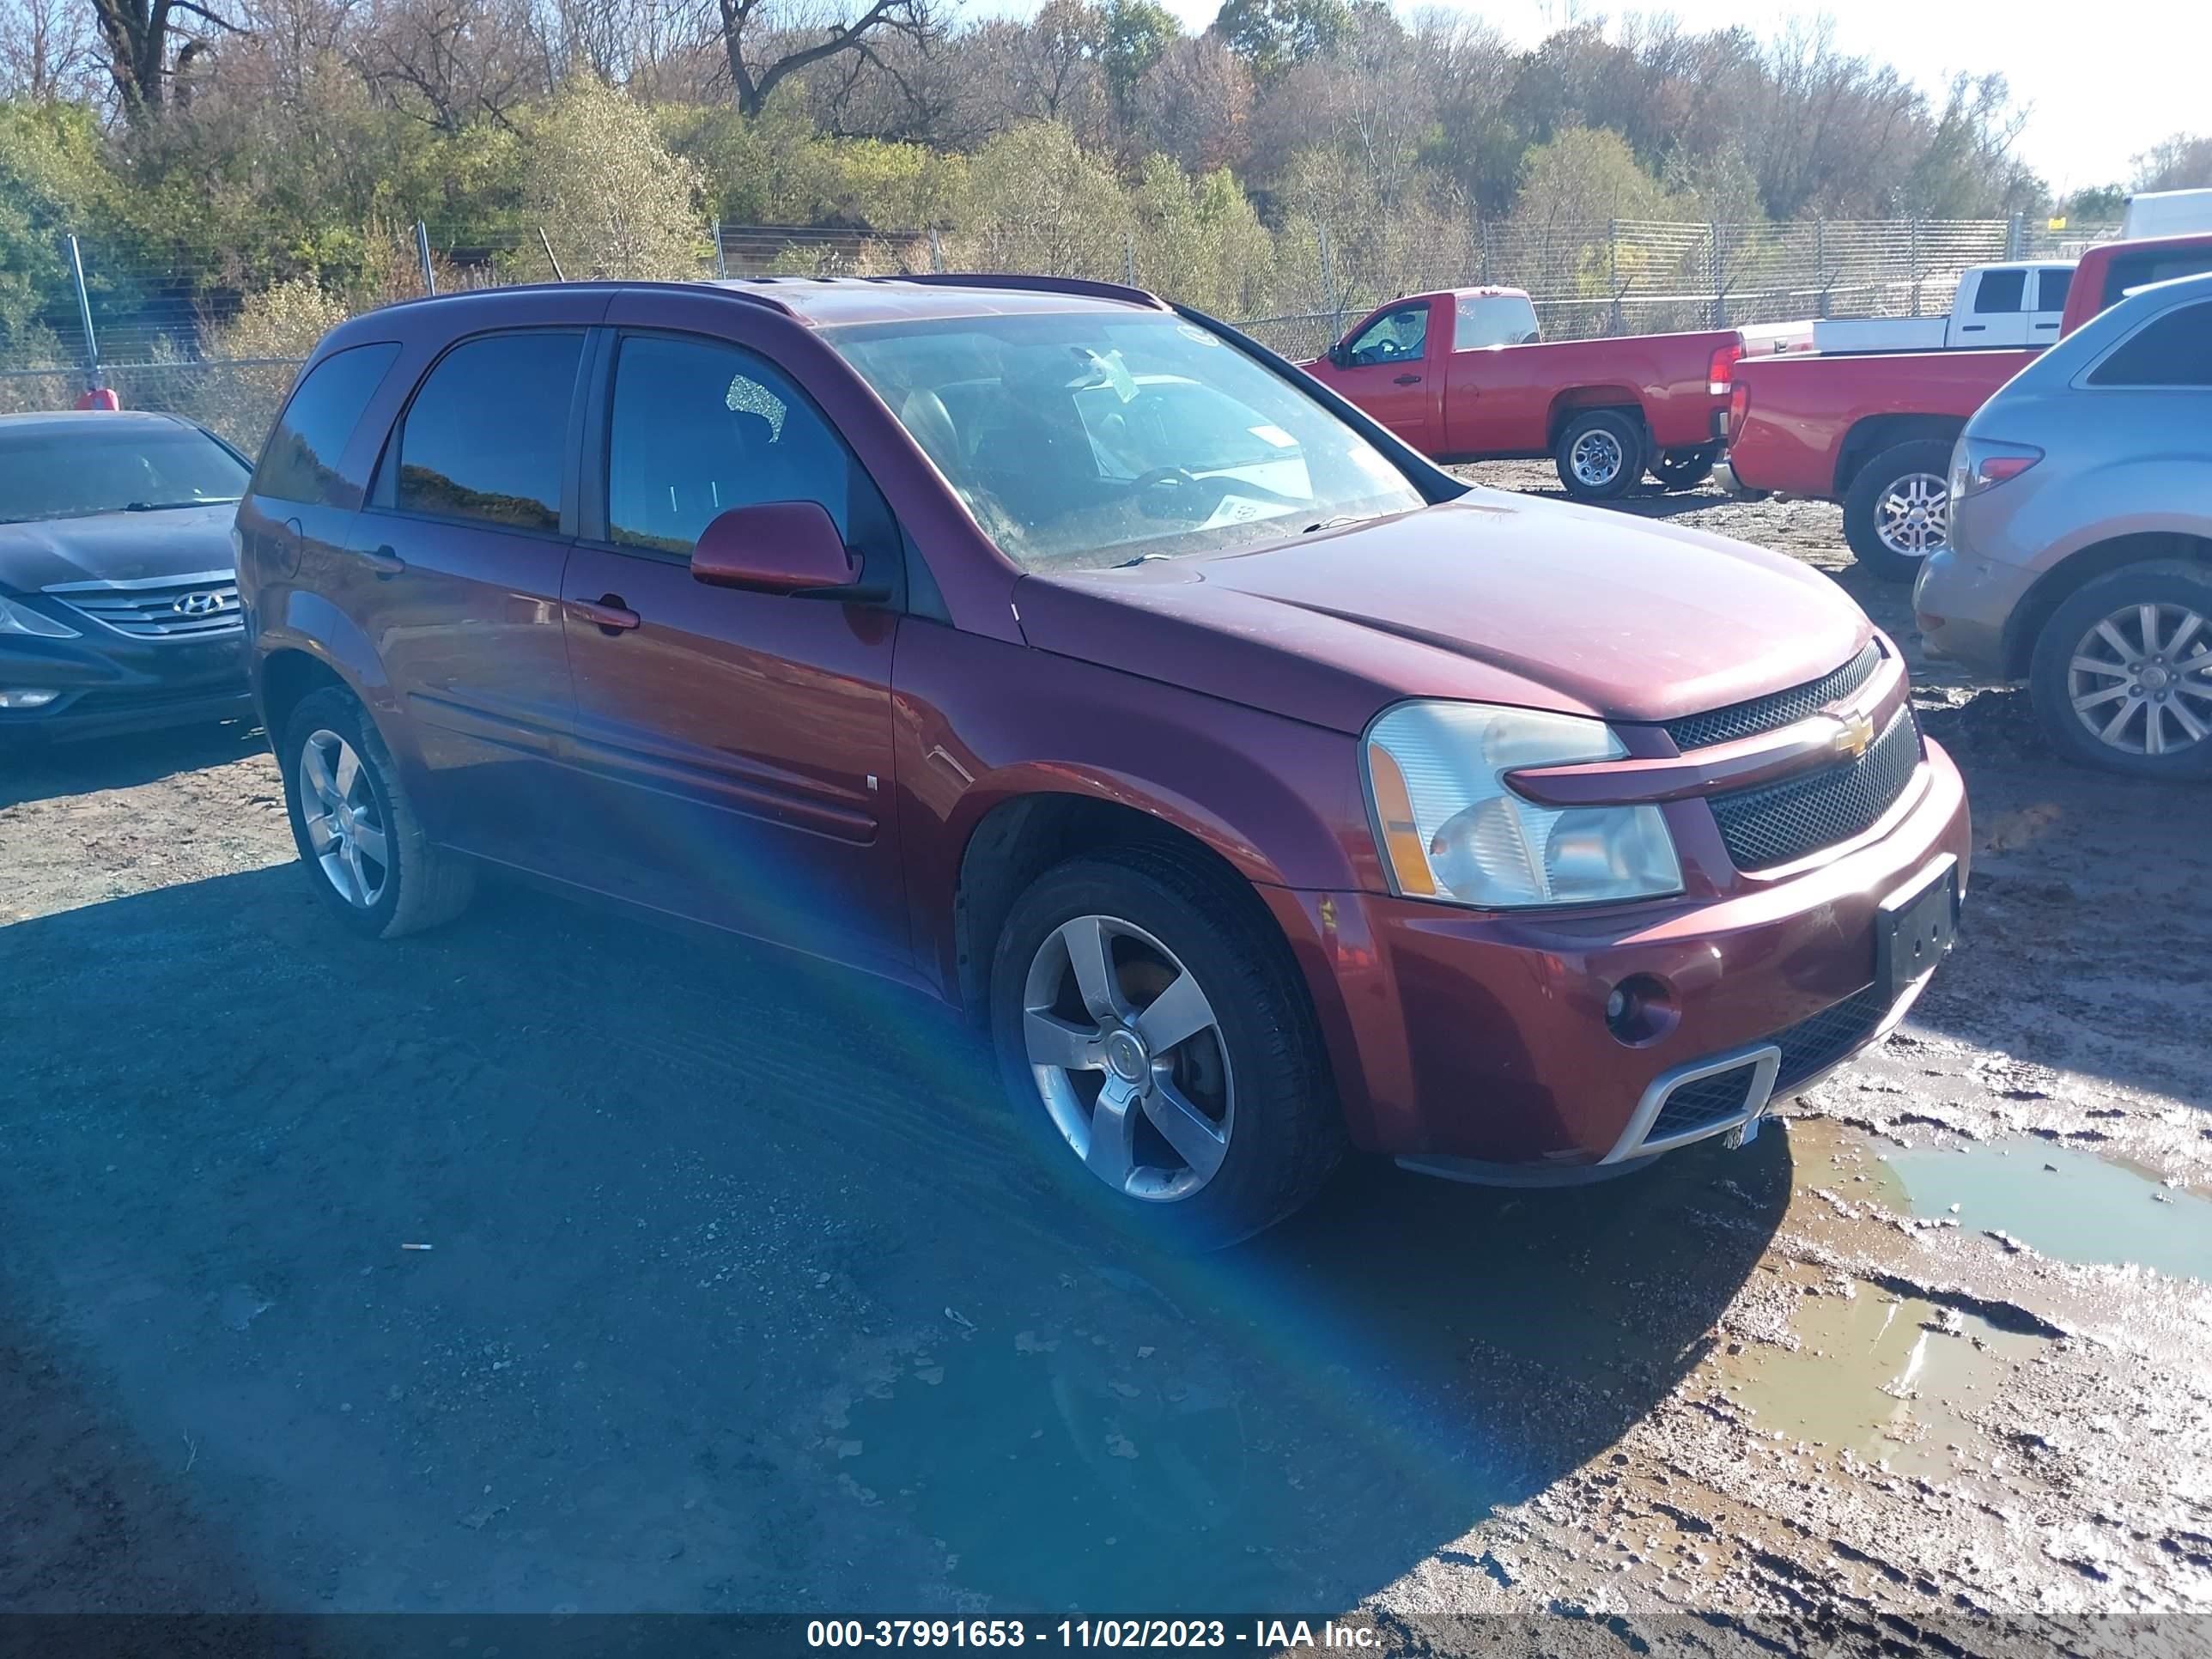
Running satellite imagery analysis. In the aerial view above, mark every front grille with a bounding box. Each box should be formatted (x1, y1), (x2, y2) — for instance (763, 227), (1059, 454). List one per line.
(1771, 983), (1891, 1093)
(46, 573), (242, 639)
(1665, 642), (1881, 751)
(1707, 706), (1921, 870)
(1650, 1065), (1758, 1140)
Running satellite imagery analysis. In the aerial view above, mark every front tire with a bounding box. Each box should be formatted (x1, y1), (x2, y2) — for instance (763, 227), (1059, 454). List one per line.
(1554, 410), (1644, 501)
(2028, 561), (2212, 779)
(1843, 439), (1954, 581)
(988, 848), (1344, 1250)
(280, 685), (474, 938)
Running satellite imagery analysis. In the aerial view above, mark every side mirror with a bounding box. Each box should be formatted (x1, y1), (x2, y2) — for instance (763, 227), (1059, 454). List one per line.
(691, 501), (858, 595)
(1327, 341), (1350, 369)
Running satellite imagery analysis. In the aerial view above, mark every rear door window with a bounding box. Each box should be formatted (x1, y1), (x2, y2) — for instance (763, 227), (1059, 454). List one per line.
(2035, 267), (2074, 315)
(2086, 301), (2212, 386)
(392, 332), (585, 532)
(252, 343), (400, 507)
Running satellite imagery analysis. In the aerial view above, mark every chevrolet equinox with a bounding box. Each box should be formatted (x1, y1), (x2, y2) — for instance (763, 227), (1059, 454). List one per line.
(237, 276), (1971, 1247)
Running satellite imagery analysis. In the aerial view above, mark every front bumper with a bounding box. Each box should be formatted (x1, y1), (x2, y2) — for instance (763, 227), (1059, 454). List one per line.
(1261, 738), (1971, 1169)
(0, 629), (252, 743)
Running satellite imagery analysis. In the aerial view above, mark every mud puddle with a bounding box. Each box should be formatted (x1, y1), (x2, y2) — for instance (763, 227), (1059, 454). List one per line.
(1878, 1140), (2212, 1281)
(1714, 1271), (2038, 1477)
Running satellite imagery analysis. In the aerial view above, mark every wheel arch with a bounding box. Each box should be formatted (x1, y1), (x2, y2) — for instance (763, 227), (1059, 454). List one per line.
(1547, 391), (1645, 448)
(1834, 416), (1963, 498)
(258, 647), (352, 746)
(2004, 532), (2212, 679)
(949, 789), (1303, 1027)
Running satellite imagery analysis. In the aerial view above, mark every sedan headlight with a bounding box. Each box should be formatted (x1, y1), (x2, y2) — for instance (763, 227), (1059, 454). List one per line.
(1364, 702), (1682, 908)
(0, 594), (79, 638)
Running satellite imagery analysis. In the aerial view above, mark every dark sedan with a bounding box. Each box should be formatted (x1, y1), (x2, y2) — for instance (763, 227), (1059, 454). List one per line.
(0, 410), (254, 743)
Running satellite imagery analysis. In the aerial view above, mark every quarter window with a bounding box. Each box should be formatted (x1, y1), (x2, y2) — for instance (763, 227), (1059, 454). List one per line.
(2086, 301), (2212, 387)
(394, 332), (583, 531)
(605, 334), (884, 556)
(252, 343), (400, 507)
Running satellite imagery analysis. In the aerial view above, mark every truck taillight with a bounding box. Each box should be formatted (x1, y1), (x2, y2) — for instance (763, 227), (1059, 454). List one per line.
(1728, 382), (1749, 441)
(1707, 342), (1743, 396)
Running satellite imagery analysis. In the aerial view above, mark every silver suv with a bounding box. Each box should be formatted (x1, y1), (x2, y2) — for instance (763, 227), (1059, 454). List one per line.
(1915, 271), (2212, 777)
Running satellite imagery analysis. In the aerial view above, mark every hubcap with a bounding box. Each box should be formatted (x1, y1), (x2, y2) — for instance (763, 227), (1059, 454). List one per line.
(299, 728), (390, 908)
(1570, 430), (1624, 489)
(1022, 915), (1233, 1203)
(2067, 602), (2212, 757)
(1875, 473), (1949, 557)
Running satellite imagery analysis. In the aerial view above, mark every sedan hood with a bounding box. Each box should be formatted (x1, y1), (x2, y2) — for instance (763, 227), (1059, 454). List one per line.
(0, 503), (240, 592)
(1014, 492), (1870, 735)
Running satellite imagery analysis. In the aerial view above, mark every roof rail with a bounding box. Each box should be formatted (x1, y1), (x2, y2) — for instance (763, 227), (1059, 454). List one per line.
(871, 272), (1168, 310)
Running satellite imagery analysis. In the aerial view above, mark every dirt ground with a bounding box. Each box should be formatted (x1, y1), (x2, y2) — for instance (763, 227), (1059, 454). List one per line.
(3, 467), (2209, 1648)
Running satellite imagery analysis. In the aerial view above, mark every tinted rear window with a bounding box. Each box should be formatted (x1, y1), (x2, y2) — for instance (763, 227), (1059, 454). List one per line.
(252, 343), (399, 507)
(2087, 301), (2212, 387)
(2100, 251), (2212, 312)
(394, 332), (583, 532)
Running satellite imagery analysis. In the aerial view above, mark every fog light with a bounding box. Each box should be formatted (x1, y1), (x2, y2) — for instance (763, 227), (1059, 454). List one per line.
(1602, 973), (1678, 1046)
(0, 688), (59, 709)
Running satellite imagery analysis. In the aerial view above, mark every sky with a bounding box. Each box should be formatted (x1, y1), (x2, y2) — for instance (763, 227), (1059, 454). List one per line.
(1121, 0), (2210, 195)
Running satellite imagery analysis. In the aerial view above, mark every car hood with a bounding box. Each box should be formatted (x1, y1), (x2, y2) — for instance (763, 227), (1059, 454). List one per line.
(0, 503), (239, 592)
(1013, 492), (1870, 735)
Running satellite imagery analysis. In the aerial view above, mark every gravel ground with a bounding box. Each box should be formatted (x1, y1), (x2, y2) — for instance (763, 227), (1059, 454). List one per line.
(3, 470), (2209, 1645)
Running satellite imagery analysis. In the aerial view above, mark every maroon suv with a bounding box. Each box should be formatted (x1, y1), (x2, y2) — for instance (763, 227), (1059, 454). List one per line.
(237, 276), (1969, 1246)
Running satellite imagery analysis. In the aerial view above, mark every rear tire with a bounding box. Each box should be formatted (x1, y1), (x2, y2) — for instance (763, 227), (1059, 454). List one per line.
(1554, 410), (1644, 501)
(1650, 445), (1717, 490)
(988, 848), (1345, 1250)
(280, 685), (474, 939)
(2028, 560), (2212, 779)
(1843, 439), (1954, 582)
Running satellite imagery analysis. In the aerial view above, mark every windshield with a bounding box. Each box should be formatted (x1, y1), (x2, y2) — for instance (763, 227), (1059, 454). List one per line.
(0, 425), (248, 523)
(828, 312), (1426, 570)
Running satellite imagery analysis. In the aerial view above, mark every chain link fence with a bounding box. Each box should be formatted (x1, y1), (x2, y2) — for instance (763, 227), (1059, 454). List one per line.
(0, 213), (2118, 451)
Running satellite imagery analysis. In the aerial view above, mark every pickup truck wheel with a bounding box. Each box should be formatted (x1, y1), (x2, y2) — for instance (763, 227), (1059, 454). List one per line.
(1554, 410), (1644, 501)
(989, 849), (1345, 1250)
(1650, 446), (1717, 490)
(2028, 561), (2212, 779)
(1844, 440), (1954, 581)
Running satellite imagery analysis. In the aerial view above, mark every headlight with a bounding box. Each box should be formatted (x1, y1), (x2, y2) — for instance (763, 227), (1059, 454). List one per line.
(1364, 702), (1682, 908)
(0, 594), (79, 638)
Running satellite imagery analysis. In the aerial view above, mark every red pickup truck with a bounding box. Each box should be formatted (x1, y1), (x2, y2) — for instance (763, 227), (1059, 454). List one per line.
(1301, 289), (1801, 501)
(1722, 233), (2212, 580)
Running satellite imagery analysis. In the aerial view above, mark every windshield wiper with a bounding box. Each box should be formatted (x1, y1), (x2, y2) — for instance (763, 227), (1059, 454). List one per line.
(124, 497), (240, 512)
(1112, 552), (1175, 568)
(1302, 514), (1370, 535)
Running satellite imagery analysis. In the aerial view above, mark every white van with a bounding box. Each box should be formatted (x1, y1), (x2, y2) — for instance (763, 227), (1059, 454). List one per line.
(2122, 189), (2212, 241)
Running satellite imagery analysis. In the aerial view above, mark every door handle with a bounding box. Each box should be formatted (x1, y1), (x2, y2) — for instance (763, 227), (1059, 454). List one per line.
(361, 544), (405, 577)
(1394, 374), (1423, 385)
(1960, 324), (1985, 332)
(570, 594), (641, 633)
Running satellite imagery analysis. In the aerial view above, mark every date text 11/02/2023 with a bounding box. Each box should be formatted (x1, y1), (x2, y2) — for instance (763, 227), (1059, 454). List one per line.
(805, 1620), (1383, 1649)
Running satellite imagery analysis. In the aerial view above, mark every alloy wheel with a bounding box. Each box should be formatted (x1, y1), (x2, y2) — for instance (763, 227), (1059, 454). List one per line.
(2066, 602), (2212, 758)
(1021, 915), (1234, 1203)
(299, 728), (390, 908)
(1874, 473), (1949, 558)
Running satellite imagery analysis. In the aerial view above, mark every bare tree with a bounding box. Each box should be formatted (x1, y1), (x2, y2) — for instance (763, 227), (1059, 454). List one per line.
(1130, 33), (1249, 173)
(695, 0), (927, 118)
(358, 0), (547, 131)
(88, 0), (249, 119)
(2133, 132), (2212, 192)
(0, 0), (101, 98)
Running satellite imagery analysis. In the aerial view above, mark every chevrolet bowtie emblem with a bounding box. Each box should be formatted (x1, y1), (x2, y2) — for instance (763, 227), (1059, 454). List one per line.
(1833, 710), (1875, 760)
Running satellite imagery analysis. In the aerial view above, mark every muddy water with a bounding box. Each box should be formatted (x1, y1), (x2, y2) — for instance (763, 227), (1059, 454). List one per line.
(1714, 1272), (2037, 1477)
(1880, 1141), (2212, 1282)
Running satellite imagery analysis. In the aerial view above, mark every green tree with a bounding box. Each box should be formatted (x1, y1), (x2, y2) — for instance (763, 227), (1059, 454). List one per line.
(1207, 0), (1346, 83)
(521, 79), (704, 280)
(1100, 0), (1176, 112)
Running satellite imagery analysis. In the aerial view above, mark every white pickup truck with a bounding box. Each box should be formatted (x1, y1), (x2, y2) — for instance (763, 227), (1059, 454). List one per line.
(1808, 260), (2075, 354)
